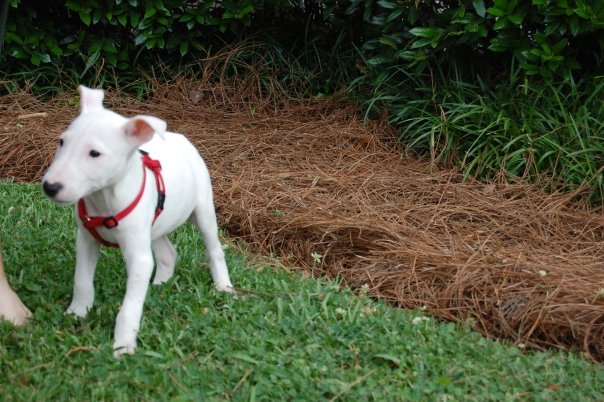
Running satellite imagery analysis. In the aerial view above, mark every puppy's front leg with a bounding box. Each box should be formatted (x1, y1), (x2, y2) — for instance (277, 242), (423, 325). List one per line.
(113, 237), (154, 358)
(66, 228), (100, 317)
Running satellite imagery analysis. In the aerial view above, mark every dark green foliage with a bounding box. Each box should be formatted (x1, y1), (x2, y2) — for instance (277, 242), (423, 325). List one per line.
(348, 0), (604, 78)
(1, 0), (282, 84)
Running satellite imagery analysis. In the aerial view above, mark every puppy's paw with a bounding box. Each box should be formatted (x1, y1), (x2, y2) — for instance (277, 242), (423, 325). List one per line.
(113, 344), (136, 358)
(66, 302), (90, 318)
(215, 283), (234, 293)
(113, 340), (137, 358)
(152, 270), (173, 285)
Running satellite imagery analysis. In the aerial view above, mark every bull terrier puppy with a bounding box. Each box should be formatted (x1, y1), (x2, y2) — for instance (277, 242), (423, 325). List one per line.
(42, 86), (233, 357)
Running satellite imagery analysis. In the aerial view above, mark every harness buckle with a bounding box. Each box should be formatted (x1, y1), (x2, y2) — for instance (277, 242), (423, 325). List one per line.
(157, 193), (166, 212)
(103, 216), (119, 229)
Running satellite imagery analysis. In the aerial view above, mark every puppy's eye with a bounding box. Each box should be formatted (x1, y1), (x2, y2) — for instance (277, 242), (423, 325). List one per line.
(59, 138), (64, 147)
(89, 150), (101, 158)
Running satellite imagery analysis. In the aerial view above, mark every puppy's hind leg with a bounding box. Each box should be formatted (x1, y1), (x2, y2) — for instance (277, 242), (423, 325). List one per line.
(190, 195), (233, 292)
(151, 236), (177, 284)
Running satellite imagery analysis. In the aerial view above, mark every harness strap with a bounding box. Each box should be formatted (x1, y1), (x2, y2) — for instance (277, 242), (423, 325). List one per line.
(77, 151), (165, 248)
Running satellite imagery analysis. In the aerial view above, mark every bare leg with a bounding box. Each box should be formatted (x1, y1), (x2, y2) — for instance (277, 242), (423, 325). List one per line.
(0, 244), (32, 325)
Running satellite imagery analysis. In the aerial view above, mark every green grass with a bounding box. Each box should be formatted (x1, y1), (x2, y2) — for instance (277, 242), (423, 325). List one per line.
(1, 181), (603, 401)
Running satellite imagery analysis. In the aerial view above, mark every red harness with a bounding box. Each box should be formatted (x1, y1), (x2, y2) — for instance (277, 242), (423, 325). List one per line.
(77, 151), (166, 248)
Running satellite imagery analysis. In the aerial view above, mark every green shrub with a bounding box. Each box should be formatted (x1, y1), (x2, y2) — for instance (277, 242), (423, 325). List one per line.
(347, 0), (604, 78)
(0, 0), (271, 82)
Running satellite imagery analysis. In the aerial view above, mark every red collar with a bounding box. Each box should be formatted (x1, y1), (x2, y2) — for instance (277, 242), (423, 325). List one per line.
(77, 151), (165, 248)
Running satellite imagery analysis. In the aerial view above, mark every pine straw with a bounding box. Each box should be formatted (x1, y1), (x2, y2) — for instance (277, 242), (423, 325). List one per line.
(1, 79), (603, 361)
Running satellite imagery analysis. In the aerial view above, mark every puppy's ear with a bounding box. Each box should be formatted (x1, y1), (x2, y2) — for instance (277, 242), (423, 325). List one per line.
(123, 115), (167, 145)
(78, 86), (105, 113)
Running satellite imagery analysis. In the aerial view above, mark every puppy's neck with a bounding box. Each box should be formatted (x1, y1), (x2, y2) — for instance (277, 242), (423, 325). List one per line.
(83, 152), (146, 215)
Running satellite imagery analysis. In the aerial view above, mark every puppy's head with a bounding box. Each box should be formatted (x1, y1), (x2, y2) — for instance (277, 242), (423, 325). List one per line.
(42, 85), (166, 204)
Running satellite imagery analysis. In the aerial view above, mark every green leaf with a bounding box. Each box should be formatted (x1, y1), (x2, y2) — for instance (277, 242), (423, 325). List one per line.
(4, 31), (23, 45)
(568, 17), (580, 36)
(131, 13), (140, 27)
(493, 18), (508, 30)
(377, 0), (397, 9)
(65, 0), (81, 12)
(105, 52), (117, 67)
(386, 8), (404, 22)
(493, 0), (508, 9)
(89, 40), (103, 53)
(379, 36), (398, 50)
(179, 41), (189, 56)
(574, 6), (592, 20)
(488, 43), (506, 52)
(486, 7), (505, 17)
(409, 27), (441, 38)
(465, 23), (480, 33)
(118, 14), (127, 27)
(411, 37), (434, 49)
(144, 6), (156, 19)
(396, 50), (416, 60)
(92, 8), (102, 24)
(507, 13), (524, 24)
(522, 62), (540, 75)
(552, 38), (568, 53)
(365, 56), (391, 66)
(238, 4), (254, 17)
(134, 35), (146, 46)
(472, 0), (486, 17)
(79, 11), (91, 26)
(103, 41), (118, 54)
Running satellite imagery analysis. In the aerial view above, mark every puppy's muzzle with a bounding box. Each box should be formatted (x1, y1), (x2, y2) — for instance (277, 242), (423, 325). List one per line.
(42, 181), (63, 198)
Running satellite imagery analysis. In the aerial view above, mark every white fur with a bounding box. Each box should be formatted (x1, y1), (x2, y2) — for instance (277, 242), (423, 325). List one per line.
(42, 86), (233, 357)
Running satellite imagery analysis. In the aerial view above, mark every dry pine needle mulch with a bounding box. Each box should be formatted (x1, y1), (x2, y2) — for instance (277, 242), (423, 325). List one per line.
(1, 79), (603, 361)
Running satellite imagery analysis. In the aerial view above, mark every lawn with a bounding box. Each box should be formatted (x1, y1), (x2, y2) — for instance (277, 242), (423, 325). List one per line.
(0, 181), (603, 401)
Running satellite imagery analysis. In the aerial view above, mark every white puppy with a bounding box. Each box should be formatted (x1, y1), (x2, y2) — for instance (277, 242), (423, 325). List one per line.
(42, 86), (233, 357)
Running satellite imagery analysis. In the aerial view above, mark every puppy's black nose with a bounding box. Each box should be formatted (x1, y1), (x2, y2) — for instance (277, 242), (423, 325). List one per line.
(42, 181), (63, 198)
